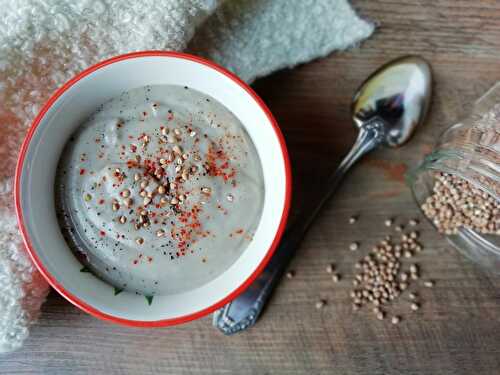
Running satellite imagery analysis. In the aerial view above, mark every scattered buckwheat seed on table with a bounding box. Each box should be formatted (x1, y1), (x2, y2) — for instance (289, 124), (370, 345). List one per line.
(424, 280), (435, 288)
(315, 300), (326, 309)
(339, 218), (435, 322)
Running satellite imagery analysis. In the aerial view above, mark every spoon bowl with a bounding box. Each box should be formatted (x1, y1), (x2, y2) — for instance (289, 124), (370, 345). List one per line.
(352, 55), (432, 147)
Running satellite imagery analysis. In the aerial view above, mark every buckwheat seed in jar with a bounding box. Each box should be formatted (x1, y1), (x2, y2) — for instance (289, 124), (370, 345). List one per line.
(410, 82), (500, 272)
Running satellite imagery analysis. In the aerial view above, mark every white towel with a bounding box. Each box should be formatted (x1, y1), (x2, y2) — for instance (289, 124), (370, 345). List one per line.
(0, 0), (373, 352)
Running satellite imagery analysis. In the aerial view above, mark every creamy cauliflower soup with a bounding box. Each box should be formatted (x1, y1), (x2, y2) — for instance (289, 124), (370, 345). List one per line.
(55, 85), (264, 296)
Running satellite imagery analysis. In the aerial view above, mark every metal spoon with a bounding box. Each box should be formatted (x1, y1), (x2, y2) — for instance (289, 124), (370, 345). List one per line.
(213, 55), (433, 334)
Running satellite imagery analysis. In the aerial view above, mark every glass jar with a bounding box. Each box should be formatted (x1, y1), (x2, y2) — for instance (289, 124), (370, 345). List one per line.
(409, 83), (500, 273)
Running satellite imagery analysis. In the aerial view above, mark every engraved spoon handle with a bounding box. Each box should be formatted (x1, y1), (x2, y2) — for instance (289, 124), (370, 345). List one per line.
(213, 120), (385, 334)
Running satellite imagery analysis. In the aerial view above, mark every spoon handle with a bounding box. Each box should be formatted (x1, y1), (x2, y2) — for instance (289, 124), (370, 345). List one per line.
(213, 120), (385, 335)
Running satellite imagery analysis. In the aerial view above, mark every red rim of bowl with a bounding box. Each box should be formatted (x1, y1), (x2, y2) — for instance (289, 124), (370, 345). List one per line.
(14, 51), (292, 327)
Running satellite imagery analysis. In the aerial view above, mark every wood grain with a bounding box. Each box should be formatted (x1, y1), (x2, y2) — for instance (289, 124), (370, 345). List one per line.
(3, 1), (500, 374)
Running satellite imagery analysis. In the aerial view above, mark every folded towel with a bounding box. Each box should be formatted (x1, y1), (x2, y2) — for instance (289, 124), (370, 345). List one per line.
(0, 0), (373, 352)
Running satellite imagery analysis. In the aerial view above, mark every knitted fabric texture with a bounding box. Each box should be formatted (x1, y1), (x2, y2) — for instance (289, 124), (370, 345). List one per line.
(0, 0), (373, 352)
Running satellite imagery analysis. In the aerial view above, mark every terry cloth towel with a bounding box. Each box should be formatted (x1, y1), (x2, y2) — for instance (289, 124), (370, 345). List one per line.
(0, 0), (374, 352)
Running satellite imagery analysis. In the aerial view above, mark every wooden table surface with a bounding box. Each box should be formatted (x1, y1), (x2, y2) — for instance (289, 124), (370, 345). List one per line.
(3, 1), (500, 374)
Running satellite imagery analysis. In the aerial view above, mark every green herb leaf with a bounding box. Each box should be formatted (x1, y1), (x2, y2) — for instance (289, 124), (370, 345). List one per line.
(114, 287), (123, 296)
(145, 295), (154, 306)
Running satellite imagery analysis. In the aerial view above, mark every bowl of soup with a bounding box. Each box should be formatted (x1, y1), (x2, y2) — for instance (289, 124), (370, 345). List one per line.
(15, 51), (291, 326)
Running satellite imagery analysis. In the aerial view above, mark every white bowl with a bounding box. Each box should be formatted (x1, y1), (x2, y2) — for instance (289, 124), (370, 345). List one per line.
(15, 51), (291, 327)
